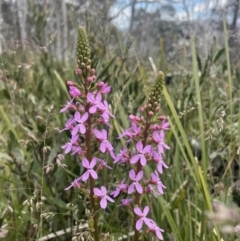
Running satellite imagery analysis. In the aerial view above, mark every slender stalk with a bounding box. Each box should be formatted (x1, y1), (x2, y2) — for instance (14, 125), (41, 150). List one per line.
(134, 120), (150, 241)
(83, 61), (99, 241)
(85, 103), (99, 241)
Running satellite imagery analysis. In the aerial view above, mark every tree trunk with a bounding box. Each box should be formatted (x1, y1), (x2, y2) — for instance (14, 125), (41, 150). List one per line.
(62, 0), (68, 62)
(229, 0), (239, 47)
(17, 0), (27, 48)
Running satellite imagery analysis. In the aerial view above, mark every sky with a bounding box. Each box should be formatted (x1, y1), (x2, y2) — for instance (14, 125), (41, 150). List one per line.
(109, 0), (229, 30)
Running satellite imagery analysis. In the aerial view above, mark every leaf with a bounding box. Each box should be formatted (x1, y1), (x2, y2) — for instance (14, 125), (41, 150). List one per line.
(97, 56), (116, 81)
(2, 89), (11, 100)
(0, 153), (13, 162)
(197, 55), (202, 71)
(53, 70), (69, 96)
(213, 48), (225, 63)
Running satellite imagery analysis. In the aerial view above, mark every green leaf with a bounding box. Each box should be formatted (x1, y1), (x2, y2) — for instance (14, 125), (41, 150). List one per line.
(213, 48), (225, 63)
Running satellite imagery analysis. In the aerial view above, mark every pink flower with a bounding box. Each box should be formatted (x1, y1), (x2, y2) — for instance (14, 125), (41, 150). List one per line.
(152, 130), (170, 154)
(65, 176), (82, 190)
(97, 82), (111, 94)
(59, 118), (75, 132)
(134, 206), (152, 230)
(111, 148), (129, 164)
(98, 100), (114, 120)
(119, 122), (141, 140)
(72, 112), (88, 135)
(119, 198), (133, 207)
(61, 134), (79, 154)
(145, 184), (160, 197)
(96, 158), (112, 170)
(151, 122), (170, 131)
(60, 99), (75, 113)
(94, 186), (114, 209)
(94, 129), (113, 153)
(150, 149), (168, 174)
(130, 122), (141, 136)
(81, 158), (98, 181)
(69, 86), (82, 97)
(129, 114), (141, 123)
(71, 146), (84, 155)
(128, 169), (143, 194)
(130, 141), (151, 166)
(87, 92), (102, 114)
(150, 171), (166, 194)
(147, 220), (164, 240)
(110, 178), (128, 197)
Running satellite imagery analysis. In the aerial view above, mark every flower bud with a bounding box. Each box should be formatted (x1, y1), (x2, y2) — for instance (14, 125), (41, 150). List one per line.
(76, 26), (91, 66)
(66, 80), (75, 86)
(97, 81), (104, 87)
(90, 69), (96, 75)
(87, 77), (93, 83)
(75, 68), (82, 76)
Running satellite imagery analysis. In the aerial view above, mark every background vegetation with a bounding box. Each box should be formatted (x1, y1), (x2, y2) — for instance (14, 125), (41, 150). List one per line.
(1, 0), (240, 240)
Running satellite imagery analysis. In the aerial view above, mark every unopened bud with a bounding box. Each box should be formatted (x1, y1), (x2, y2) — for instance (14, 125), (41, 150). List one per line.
(149, 111), (154, 116)
(90, 69), (96, 75)
(66, 80), (75, 86)
(97, 81), (104, 87)
(75, 68), (82, 76)
(87, 77), (93, 83)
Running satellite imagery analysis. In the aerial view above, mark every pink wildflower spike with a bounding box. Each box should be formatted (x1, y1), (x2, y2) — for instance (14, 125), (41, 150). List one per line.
(81, 158), (98, 181)
(152, 130), (170, 154)
(134, 206), (152, 230)
(150, 171), (166, 194)
(94, 186), (114, 209)
(147, 220), (164, 240)
(61, 134), (79, 154)
(69, 86), (82, 97)
(130, 141), (151, 166)
(87, 92), (102, 114)
(60, 99), (75, 113)
(59, 118), (75, 132)
(128, 169), (143, 194)
(94, 129), (113, 153)
(118, 198), (133, 207)
(72, 112), (88, 135)
(64, 176), (82, 190)
(110, 178), (128, 197)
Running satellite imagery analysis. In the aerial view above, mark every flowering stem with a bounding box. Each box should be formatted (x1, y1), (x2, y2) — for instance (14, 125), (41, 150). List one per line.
(85, 104), (99, 241)
(134, 121), (151, 241)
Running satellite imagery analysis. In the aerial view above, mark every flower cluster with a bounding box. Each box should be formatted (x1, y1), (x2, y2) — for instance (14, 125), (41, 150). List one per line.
(60, 27), (115, 217)
(59, 26), (170, 241)
(109, 71), (169, 240)
(60, 76), (114, 205)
